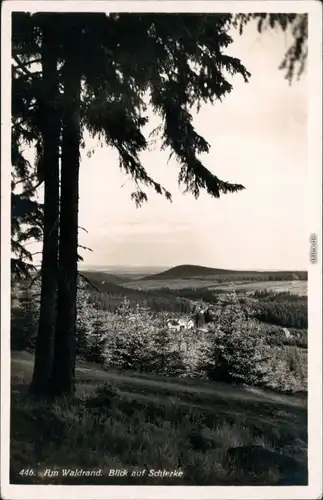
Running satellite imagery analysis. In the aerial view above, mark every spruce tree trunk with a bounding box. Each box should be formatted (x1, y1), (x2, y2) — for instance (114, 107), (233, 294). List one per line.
(50, 48), (81, 398)
(30, 24), (60, 397)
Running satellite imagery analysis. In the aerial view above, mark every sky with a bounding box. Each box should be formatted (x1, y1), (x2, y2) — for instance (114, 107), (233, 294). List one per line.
(30, 18), (308, 271)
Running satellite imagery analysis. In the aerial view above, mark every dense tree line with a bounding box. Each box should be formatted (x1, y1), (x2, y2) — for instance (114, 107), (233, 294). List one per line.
(255, 302), (307, 329)
(252, 290), (307, 302)
(96, 293), (194, 315)
(253, 292), (308, 329)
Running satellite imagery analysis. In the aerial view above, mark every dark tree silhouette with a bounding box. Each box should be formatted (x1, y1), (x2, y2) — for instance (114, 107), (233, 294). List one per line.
(12, 14), (61, 396)
(51, 19), (82, 397)
(11, 34), (44, 283)
(33, 12), (251, 398)
(29, 20), (61, 396)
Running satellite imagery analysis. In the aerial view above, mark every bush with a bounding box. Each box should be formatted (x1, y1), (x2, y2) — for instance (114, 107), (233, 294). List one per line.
(261, 346), (307, 393)
(205, 287), (270, 386)
(76, 280), (107, 362)
(102, 299), (159, 372)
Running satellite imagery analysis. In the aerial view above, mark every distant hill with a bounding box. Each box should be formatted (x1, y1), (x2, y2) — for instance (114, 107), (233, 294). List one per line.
(139, 265), (250, 280)
(140, 265), (307, 281)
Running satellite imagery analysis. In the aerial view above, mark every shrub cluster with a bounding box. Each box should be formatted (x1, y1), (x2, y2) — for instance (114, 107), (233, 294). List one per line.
(83, 288), (271, 387)
(261, 345), (307, 393)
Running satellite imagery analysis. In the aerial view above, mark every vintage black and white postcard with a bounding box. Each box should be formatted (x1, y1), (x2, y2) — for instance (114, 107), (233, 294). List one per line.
(1, 1), (322, 499)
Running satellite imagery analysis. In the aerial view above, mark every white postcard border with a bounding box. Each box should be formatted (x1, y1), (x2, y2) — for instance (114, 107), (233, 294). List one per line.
(1, 1), (322, 499)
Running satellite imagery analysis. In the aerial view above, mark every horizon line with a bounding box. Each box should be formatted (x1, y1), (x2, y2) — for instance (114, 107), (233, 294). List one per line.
(79, 263), (308, 273)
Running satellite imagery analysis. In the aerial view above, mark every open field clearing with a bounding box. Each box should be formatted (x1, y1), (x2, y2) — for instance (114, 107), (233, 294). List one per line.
(123, 279), (307, 295)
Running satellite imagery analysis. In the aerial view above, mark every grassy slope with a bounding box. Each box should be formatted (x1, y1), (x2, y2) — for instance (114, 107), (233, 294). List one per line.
(11, 351), (307, 486)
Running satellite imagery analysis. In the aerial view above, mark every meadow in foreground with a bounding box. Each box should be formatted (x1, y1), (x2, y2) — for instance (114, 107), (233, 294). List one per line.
(11, 350), (307, 486)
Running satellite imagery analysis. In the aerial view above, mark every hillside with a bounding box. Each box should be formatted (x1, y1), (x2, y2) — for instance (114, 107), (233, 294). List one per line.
(11, 350), (307, 486)
(82, 276), (128, 295)
(81, 271), (128, 285)
(140, 265), (307, 281)
(81, 273), (173, 301)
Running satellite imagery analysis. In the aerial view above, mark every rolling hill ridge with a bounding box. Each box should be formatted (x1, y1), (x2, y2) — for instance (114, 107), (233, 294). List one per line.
(139, 265), (308, 281)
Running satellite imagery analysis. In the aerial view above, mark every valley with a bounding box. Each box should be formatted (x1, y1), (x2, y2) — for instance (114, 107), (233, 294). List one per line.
(11, 263), (308, 486)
